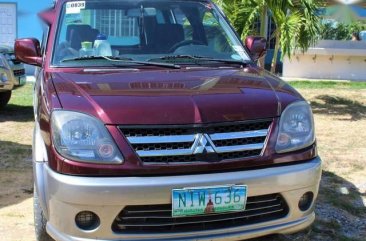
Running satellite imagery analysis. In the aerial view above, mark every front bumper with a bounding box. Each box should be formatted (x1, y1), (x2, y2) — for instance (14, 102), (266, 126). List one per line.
(11, 66), (26, 87)
(14, 75), (26, 87)
(40, 157), (322, 241)
(0, 70), (14, 91)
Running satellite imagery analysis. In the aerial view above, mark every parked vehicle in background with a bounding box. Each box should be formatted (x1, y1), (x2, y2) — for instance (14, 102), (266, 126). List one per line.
(15, 0), (321, 240)
(0, 45), (26, 108)
(360, 30), (366, 41)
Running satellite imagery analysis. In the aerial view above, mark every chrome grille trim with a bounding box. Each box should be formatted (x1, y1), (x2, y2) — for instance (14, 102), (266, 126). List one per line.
(214, 143), (264, 153)
(209, 129), (268, 141)
(128, 135), (196, 144)
(128, 133), (266, 157)
(122, 120), (272, 163)
(137, 148), (195, 157)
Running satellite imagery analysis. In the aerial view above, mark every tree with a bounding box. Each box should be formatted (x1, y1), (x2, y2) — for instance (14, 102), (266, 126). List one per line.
(320, 21), (365, 40)
(215, 0), (266, 38)
(214, 0), (323, 73)
(215, 0), (269, 67)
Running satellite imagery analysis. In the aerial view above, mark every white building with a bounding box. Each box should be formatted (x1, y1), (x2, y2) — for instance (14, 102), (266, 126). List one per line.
(283, 40), (366, 81)
(0, 3), (17, 47)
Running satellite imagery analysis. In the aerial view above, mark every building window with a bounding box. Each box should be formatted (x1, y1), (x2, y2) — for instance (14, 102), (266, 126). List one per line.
(93, 10), (139, 38)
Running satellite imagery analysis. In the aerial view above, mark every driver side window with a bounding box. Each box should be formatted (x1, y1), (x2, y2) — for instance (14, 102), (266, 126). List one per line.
(172, 8), (193, 41)
(202, 11), (232, 53)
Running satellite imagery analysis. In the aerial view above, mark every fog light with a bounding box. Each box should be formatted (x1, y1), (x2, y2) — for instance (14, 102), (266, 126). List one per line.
(75, 211), (100, 230)
(298, 192), (314, 211)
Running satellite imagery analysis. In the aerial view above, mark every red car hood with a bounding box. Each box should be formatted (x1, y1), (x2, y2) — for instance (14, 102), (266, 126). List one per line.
(51, 67), (301, 125)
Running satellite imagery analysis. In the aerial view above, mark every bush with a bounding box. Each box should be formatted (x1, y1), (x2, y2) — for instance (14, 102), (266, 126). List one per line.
(319, 21), (365, 40)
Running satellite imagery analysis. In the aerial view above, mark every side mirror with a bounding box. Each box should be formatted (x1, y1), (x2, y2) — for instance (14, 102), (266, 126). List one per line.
(14, 38), (42, 67)
(244, 36), (267, 61)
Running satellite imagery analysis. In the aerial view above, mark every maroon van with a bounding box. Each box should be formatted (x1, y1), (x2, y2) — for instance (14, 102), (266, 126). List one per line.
(15, 0), (321, 240)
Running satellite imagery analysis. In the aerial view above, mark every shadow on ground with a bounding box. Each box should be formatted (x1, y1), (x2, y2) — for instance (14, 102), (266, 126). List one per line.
(248, 171), (366, 241)
(311, 95), (366, 121)
(0, 104), (34, 122)
(0, 140), (33, 209)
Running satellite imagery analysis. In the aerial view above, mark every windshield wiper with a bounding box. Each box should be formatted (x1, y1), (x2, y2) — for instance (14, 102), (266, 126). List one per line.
(148, 55), (250, 65)
(61, 56), (181, 69)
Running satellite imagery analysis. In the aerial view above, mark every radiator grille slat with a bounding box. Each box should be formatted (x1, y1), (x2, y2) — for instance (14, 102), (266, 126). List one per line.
(118, 209), (285, 227)
(121, 203), (282, 220)
(13, 68), (25, 77)
(210, 129), (268, 141)
(112, 194), (288, 233)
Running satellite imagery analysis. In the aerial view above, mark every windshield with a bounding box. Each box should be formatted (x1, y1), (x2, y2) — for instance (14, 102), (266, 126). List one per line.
(52, 0), (250, 67)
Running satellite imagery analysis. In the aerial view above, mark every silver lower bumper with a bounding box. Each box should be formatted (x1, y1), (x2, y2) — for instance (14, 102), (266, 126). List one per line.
(40, 157), (322, 241)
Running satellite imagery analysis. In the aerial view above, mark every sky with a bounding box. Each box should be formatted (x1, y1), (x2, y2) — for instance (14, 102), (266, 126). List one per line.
(0, 0), (53, 39)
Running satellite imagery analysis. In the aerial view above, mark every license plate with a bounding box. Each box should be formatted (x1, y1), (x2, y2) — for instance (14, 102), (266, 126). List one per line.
(172, 185), (247, 217)
(19, 76), (26, 85)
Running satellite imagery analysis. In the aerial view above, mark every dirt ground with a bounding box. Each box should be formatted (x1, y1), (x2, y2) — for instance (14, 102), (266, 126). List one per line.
(0, 85), (365, 241)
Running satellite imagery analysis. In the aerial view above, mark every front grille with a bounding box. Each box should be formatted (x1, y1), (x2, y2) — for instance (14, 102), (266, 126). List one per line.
(119, 120), (272, 164)
(112, 194), (288, 233)
(13, 68), (25, 77)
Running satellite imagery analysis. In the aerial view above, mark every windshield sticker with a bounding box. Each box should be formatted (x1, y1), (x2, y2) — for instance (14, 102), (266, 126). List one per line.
(66, 1), (85, 14)
(65, 14), (82, 24)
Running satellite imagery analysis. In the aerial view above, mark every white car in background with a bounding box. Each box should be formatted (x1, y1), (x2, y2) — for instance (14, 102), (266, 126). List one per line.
(0, 45), (26, 108)
(360, 31), (366, 41)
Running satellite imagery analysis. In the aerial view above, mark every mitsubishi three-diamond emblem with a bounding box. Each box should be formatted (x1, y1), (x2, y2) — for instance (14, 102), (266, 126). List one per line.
(193, 134), (215, 154)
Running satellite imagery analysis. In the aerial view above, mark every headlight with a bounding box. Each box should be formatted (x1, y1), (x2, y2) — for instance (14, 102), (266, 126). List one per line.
(0, 72), (9, 82)
(276, 101), (315, 153)
(6, 54), (15, 66)
(51, 110), (123, 164)
(0, 54), (9, 68)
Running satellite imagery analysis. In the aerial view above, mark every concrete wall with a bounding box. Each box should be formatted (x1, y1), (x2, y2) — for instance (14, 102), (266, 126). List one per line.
(283, 40), (366, 81)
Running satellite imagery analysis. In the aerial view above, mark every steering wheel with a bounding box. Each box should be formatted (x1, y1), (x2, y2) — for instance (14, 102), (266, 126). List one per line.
(169, 40), (205, 52)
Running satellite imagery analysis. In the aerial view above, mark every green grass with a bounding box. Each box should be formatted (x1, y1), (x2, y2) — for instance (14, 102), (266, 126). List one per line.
(0, 83), (34, 122)
(287, 81), (366, 89)
(9, 83), (33, 107)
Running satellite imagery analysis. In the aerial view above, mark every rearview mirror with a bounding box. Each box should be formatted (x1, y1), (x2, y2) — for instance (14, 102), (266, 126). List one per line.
(14, 38), (42, 67)
(244, 36), (267, 61)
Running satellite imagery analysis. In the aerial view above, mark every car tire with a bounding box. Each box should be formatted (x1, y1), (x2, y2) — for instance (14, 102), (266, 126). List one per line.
(34, 187), (54, 241)
(0, 91), (11, 109)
